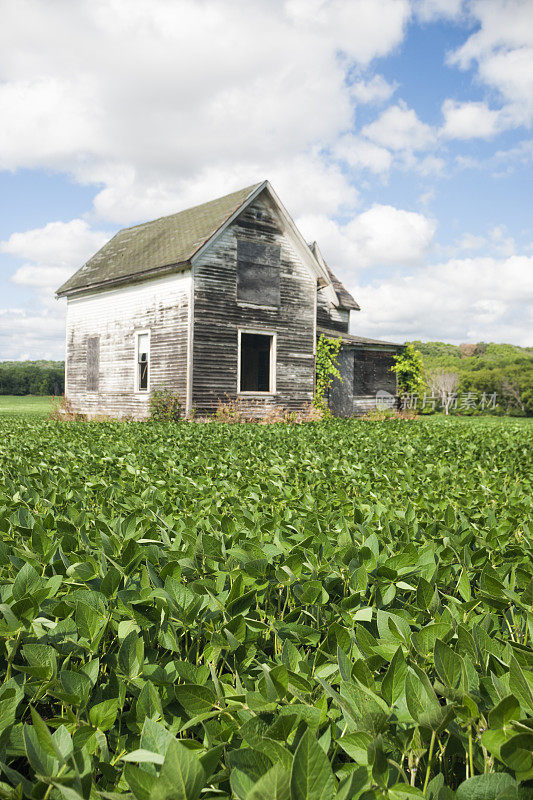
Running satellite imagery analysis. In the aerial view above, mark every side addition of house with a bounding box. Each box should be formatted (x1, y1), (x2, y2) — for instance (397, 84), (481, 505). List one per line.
(56, 181), (401, 418)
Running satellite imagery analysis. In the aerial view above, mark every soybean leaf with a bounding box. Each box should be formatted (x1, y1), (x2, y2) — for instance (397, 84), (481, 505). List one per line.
(124, 763), (156, 800)
(382, 646), (407, 706)
(509, 657), (533, 713)
(290, 729), (335, 800)
(455, 774), (517, 800)
(246, 763), (290, 800)
(118, 631), (144, 679)
(12, 562), (40, 601)
(89, 698), (119, 731)
(150, 739), (205, 800)
(434, 639), (463, 690)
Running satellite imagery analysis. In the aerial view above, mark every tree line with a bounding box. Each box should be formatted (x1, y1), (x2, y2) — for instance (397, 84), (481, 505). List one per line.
(0, 361), (65, 396)
(408, 341), (533, 416)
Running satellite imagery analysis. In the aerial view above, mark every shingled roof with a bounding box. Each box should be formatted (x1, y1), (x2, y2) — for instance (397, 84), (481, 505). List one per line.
(57, 183), (263, 296)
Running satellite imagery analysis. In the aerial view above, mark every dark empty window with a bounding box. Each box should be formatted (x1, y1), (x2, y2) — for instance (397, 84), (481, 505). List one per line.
(237, 240), (280, 306)
(240, 333), (273, 392)
(86, 336), (99, 391)
(137, 333), (149, 391)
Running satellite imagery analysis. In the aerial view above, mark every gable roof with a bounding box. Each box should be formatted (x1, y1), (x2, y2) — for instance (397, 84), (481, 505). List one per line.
(311, 242), (360, 310)
(57, 183), (262, 296)
(57, 181), (332, 297)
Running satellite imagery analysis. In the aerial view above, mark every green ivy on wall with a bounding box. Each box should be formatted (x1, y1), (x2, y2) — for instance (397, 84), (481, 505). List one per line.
(314, 333), (342, 416)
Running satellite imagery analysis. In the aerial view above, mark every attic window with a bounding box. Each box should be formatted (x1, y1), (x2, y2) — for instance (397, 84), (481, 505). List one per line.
(237, 240), (280, 306)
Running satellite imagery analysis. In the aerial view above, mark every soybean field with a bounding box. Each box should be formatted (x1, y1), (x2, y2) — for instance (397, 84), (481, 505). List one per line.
(0, 416), (532, 800)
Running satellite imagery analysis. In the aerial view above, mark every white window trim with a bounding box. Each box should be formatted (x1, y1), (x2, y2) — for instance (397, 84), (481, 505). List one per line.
(237, 328), (277, 395)
(134, 329), (151, 395)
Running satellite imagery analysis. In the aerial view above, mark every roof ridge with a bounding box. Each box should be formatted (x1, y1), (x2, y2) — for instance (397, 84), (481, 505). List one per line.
(118, 182), (264, 234)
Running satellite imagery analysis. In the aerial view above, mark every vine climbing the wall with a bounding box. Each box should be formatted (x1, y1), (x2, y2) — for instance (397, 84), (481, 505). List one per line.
(314, 333), (342, 416)
(390, 341), (424, 396)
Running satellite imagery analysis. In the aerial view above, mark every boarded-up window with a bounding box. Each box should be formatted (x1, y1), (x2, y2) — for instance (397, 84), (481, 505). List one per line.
(353, 350), (396, 395)
(86, 337), (100, 391)
(237, 240), (280, 306)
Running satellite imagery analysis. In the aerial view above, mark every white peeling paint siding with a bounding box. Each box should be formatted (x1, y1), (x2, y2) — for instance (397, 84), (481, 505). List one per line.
(66, 271), (191, 418)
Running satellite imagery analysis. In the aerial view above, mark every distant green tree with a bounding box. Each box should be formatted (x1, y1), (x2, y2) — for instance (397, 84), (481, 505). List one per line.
(0, 361), (65, 395)
(391, 343), (424, 395)
(406, 340), (533, 416)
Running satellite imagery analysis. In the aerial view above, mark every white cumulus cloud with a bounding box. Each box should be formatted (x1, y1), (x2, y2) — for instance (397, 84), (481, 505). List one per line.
(361, 102), (436, 151)
(441, 99), (501, 139)
(448, 0), (533, 129)
(0, 307), (67, 361)
(2, 219), (111, 294)
(350, 254), (533, 345)
(0, 0), (410, 224)
(414, 0), (465, 21)
(298, 204), (437, 272)
(2, 219), (110, 270)
(349, 74), (397, 105)
(334, 135), (393, 174)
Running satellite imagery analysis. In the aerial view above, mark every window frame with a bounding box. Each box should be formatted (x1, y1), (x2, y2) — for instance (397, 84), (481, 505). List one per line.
(237, 328), (277, 396)
(134, 329), (151, 395)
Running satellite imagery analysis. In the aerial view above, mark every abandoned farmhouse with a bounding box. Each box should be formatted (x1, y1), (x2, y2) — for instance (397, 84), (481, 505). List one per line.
(57, 181), (401, 418)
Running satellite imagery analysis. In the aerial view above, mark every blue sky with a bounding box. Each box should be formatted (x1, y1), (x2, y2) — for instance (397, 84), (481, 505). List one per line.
(0, 0), (531, 359)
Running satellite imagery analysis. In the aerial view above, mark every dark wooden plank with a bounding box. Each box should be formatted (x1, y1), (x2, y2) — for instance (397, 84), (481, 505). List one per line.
(86, 336), (100, 391)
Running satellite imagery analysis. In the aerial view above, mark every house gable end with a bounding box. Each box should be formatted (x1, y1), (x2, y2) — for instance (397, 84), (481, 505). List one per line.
(190, 193), (318, 414)
(191, 182), (330, 288)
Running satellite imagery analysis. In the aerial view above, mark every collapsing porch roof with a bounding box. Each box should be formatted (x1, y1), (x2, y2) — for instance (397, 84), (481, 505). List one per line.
(317, 327), (402, 349)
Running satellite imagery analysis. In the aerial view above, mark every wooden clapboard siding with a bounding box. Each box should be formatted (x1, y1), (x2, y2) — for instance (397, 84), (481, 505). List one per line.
(328, 348), (355, 417)
(317, 290), (350, 333)
(65, 271), (191, 418)
(192, 195), (316, 414)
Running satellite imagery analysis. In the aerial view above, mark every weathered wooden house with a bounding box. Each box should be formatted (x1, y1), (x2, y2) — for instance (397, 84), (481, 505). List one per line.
(57, 181), (400, 418)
